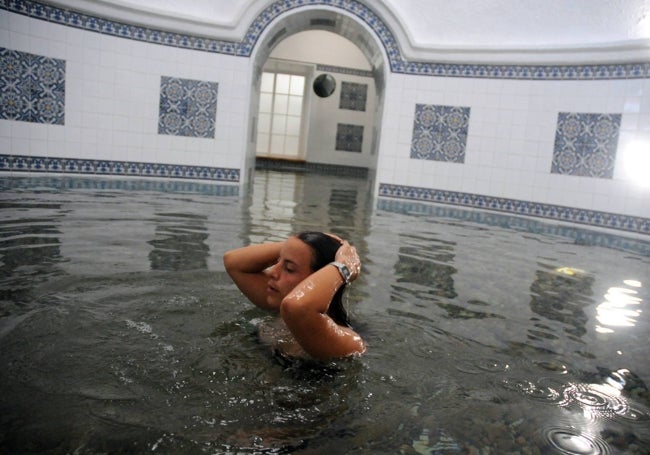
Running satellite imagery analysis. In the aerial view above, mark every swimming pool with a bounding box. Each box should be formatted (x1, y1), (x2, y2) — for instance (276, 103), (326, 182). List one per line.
(1, 171), (649, 454)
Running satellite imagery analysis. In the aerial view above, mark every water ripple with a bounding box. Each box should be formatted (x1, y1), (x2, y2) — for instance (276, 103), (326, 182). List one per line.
(615, 402), (650, 424)
(501, 377), (562, 403)
(455, 357), (512, 374)
(560, 383), (628, 419)
(533, 359), (569, 374)
(542, 426), (611, 455)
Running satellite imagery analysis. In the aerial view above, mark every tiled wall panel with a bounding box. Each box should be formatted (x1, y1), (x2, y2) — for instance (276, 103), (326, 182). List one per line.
(377, 73), (650, 227)
(335, 123), (364, 153)
(410, 104), (470, 163)
(0, 10), (249, 181)
(551, 112), (621, 178)
(0, 48), (65, 124)
(339, 81), (367, 111)
(158, 76), (218, 138)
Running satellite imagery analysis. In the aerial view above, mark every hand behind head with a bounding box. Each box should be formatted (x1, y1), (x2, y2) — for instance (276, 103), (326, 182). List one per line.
(335, 241), (361, 281)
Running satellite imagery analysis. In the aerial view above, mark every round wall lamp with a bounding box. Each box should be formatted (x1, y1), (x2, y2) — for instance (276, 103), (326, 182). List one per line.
(313, 73), (336, 97)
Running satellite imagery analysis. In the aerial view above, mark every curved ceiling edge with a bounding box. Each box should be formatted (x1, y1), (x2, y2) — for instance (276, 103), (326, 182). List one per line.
(11, 0), (650, 78)
(40, 0), (252, 40)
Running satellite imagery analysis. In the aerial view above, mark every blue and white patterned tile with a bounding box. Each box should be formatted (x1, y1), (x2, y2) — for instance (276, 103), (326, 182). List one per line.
(552, 112), (621, 178)
(378, 183), (650, 236)
(158, 76), (218, 138)
(4, 1), (649, 80)
(0, 47), (65, 124)
(336, 123), (364, 153)
(0, 154), (240, 183)
(339, 81), (368, 111)
(410, 104), (470, 163)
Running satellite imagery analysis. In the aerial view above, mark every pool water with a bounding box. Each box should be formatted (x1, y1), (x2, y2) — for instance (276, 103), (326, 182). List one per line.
(1, 171), (649, 454)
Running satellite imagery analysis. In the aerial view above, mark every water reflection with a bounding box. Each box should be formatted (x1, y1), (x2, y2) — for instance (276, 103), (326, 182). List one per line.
(245, 169), (373, 279)
(529, 266), (594, 341)
(328, 188), (358, 230)
(596, 280), (643, 334)
(0, 201), (64, 303)
(1, 174), (649, 453)
(248, 171), (300, 243)
(394, 234), (457, 296)
(391, 233), (458, 321)
(148, 212), (209, 271)
(504, 367), (650, 454)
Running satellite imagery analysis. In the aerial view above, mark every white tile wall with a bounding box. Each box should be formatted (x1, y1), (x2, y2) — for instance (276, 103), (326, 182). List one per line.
(2, 9), (649, 224)
(377, 72), (650, 219)
(1, 12), (251, 177)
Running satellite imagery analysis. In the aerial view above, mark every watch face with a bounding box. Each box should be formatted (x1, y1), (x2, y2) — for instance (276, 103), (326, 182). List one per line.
(333, 262), (351, 283)
(339, 263), (351, 282)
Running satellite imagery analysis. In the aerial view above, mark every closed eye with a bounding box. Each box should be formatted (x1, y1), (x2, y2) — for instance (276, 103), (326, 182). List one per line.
(282, 259), (299, 273)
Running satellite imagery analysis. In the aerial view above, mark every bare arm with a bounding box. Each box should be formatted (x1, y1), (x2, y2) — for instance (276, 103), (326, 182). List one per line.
(223, 242), (283, 310)
(280, 241), (365, 359)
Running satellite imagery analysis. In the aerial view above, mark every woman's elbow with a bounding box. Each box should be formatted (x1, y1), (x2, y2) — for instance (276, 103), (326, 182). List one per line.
(279, 295), (307, 323)
(223, 250), (237, 274)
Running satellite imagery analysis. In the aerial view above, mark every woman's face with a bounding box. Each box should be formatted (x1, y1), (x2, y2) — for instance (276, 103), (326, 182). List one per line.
(266, 237), (313, 307)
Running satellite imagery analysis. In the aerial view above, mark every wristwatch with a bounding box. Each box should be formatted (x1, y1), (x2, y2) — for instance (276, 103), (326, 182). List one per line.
(330, 261), (352, 284)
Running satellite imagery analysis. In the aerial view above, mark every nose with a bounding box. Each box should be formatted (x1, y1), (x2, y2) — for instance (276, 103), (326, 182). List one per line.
(268, 262), (280, 279)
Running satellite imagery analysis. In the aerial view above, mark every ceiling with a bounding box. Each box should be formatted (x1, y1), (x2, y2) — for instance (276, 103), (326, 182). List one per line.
(44, 0), (650, 63)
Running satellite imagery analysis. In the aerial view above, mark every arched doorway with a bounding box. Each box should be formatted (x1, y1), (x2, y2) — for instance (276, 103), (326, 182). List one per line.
(246, 7), (388, 177)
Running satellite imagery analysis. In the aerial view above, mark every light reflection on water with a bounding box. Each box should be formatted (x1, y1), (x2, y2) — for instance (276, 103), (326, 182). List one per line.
(0, 173), (649, 454)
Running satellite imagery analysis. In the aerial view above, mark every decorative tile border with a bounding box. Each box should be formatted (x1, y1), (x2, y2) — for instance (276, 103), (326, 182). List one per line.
(552, 112), (621, 178)
(377, 198), (650, 256)
(158, 76), (218, 138)
(0, 154), (240, 182)
(0, 47), (65, 124)
(336, 123), (364, 152)
(316, 64), (373, 78)
(410, 104), (470, 163)
(378, 183), (650, 235)
(0, 175), (240, 196)
(4, 0), (649, 80)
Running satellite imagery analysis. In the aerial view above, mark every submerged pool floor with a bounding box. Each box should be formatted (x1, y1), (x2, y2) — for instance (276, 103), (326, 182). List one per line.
(1, 172), (649, 454)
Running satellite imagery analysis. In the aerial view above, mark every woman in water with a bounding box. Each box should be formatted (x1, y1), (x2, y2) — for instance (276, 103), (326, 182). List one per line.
(223, 231), (366, 360)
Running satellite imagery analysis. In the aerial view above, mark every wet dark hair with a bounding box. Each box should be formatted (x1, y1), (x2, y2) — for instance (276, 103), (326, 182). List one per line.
(295, 231), (351, 328)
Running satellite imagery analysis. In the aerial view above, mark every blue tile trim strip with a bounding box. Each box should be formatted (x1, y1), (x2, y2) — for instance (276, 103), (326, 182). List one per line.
(4, 0), (649, 80)
(377, 198), (650, 256)
(378, 183), (650, 235)
(0, 176), (240, 196)
(0, 154), (240, 182)
(316, 64), (373, 78)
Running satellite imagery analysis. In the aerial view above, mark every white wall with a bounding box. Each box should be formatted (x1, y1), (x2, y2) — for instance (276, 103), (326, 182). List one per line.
(268, 31), (377, 168)
(271, 30), (371, 70)
(377, 72), (650, 219)
(305, 70), (377, 168)
(1, 11), (251, 178)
